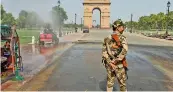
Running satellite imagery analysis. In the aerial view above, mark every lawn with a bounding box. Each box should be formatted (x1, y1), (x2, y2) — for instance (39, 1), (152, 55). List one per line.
(17, 29), (40, 44)
(17, 28), (75, 44)
(2, 27), (77, 45)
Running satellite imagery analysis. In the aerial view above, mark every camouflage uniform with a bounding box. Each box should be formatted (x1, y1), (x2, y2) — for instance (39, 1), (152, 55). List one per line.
(102, 20), (128, 91)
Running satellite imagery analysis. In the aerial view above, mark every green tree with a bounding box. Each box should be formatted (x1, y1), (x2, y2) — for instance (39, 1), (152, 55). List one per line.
(17, 10), (28, 28)
(149, 14), (158, 29)
(1, 5), (16, 25)
(17, 10), (43, 29)
(26, 11), (39, 28)
(125, 11), (173, 31)
(51, 6), (68, 29)
(168, 11), (173, 29)
(157, 12), (166, 30)
(138, 16), (150, 30)
(1, 5), (6, 19)
(2, 13), (16, 25)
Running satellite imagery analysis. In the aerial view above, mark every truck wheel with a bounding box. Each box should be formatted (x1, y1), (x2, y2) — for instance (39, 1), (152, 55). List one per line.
(40, 41), (44, 45)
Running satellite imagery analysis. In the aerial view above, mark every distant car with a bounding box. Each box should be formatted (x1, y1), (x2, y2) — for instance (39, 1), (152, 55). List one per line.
(83, 28), (89, 33)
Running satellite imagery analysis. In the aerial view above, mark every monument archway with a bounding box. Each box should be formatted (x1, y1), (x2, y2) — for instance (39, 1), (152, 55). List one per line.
(83, 0), (111, 29)
(92, 8), (101, 28)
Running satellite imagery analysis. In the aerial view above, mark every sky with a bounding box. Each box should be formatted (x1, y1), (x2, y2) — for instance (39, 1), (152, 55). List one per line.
(1, 0), (173, 25)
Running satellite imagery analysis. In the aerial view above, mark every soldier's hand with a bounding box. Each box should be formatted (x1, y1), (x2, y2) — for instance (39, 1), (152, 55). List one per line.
(109, 63), (116, 70)
(110, 59), (117, 64)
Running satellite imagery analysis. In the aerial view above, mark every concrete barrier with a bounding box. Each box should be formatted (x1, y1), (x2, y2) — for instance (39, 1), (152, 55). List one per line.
(26, 36), (35, 44)
(32, 36), (35, 44)
(57, 30), (79, 37)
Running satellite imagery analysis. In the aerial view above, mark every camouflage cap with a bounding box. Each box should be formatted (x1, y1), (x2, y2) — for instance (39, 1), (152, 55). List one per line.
(112, 19), (125, 28)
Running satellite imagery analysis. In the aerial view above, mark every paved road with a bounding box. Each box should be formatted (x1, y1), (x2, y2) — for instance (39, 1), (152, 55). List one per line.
(19, 32), (84, 77)
(22, 30), (173, 91)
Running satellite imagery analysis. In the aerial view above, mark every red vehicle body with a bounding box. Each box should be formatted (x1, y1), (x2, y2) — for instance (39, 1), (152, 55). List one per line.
(39, 29), (59, 45)
(39, 33), (53, 43)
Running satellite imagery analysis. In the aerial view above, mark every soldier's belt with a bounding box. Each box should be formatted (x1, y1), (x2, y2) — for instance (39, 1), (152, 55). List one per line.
(113, 64), (123, 69)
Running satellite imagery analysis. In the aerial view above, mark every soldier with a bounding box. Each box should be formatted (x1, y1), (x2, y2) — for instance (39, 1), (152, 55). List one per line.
(102, 19), (128, 92)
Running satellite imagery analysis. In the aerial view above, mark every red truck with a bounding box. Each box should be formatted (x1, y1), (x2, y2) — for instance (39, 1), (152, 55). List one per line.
(39, 29), (59, 45)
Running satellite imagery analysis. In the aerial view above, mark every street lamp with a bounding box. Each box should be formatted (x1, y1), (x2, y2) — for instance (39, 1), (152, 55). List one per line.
(81, 18), (83, 31)
(166, 1), (171, 35)
(58, 0), (62, 37)
(130, 14), (133, 33)
(75, 13), (77, 32)
(58, 0), (60, 6)
(167, 1), (171, 10)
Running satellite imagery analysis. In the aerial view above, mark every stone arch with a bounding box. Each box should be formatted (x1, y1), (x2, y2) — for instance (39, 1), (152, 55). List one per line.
(92, 7), (101, 13)
(83, 0), (111, 29)
(92, 7), (101, 28)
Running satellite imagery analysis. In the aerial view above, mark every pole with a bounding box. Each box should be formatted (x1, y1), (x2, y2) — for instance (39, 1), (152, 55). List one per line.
(58, 0), (62, 37)
(81, 18), (83, 31)
(83, 20), (84, 26)
(130, 14), (133, 33)
(11, 25), (24, 81)
(166, 5), (170, 35)
(75, 13), (77, 32)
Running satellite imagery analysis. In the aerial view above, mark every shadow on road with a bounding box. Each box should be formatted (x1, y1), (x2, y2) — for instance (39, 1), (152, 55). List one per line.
(99, 77), (118, 91)
(99, 78), (107, 91)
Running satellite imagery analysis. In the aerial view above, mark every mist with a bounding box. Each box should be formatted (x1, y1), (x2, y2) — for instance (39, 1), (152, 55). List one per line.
(1, 0), (59, 23)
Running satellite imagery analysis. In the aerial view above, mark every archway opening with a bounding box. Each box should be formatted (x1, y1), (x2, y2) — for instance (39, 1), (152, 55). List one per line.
(92, 8), (101, 29)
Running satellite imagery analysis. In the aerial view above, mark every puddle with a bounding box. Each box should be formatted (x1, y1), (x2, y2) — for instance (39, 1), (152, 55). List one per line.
(20, 42), (72, 76)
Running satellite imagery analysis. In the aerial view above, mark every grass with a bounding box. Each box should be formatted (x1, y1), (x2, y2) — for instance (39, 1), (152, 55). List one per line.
(17, 29), (40, 44)
(16, 28), (74, 44)
(1, 29), (40, 46)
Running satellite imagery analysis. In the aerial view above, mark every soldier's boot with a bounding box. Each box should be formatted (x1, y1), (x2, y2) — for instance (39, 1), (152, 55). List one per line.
(107, 86), (113, 92)
(120, 86), (127, 92)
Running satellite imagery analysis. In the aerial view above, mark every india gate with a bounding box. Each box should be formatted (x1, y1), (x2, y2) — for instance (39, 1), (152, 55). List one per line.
(83, 0), (111, 29)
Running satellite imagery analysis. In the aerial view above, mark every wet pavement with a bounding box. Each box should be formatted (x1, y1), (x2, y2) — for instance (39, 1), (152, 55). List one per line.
(39, 43), (172, 91)
(20, 43), (72, 77)
(1, 32), (85, 90)
(40, 43), (106, 91)
(3, 30), (173, 91)
(37, 30), (173, 91)
(20, 32), (84, 77)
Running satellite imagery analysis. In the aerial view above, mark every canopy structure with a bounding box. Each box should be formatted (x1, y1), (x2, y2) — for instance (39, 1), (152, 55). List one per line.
(1, 25), (12, 40)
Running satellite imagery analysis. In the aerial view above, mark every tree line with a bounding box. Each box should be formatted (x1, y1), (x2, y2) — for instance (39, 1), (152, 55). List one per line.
(1, 5), (16, 26)
(3, 3), (172, 30)
(125, 11), (173, 30)
(1, 4), (68, 29)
